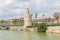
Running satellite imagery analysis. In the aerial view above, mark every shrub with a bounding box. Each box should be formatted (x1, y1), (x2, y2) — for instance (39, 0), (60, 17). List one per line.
(37, 23), (48, 32)
(48, 24), (60, 26)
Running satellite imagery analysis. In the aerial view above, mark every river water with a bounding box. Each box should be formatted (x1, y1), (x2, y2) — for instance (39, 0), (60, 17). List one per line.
(0, 30), (60, 40)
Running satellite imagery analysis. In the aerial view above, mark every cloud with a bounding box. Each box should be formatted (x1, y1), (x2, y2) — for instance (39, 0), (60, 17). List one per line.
(11, 9), (26, 14)
(3, 0), (13, 6)
(0, 0), (14, 8)
(0, 0), (60, 19)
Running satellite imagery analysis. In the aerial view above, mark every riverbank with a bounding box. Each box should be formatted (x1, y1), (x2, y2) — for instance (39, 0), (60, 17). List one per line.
(9, 27), (37, 32)
(1, 25), (60, 33)
(46, 26), (60, 33)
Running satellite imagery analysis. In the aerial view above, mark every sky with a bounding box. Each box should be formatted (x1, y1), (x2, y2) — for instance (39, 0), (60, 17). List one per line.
(0, 0), (60, 19)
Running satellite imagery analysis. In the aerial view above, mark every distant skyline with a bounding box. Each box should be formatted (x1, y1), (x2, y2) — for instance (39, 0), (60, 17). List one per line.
(0, 0), (60, 19)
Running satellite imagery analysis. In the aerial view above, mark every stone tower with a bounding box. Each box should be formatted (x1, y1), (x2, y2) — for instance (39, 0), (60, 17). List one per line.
(24, 8), (32, 29)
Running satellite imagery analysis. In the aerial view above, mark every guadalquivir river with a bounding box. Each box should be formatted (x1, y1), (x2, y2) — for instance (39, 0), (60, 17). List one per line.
(0, 30), (60, 40)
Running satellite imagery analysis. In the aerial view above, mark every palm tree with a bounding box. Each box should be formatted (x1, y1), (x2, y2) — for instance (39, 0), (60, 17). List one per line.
(42, 14), (46, 22)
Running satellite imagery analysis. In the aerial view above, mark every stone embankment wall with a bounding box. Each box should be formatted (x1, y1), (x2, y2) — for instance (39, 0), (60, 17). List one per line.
(9, 27), (37, 32)
(46, 26), (60, 33)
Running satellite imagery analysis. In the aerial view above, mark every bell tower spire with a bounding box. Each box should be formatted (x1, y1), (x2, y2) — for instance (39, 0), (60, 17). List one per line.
(26, 8), (29, 14)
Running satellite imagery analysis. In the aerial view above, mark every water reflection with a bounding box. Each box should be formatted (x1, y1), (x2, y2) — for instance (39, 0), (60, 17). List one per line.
(24, 31), (32, 40)
(37, 32), (48, 40)
(0, 30), (60, 40)
(46, 33), (60, 40)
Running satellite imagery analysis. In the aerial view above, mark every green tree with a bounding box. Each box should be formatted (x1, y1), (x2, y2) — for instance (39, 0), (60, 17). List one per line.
(37, 23), (48, 32)
(12, 19), (24, 26)
(19, 19), (24, 26)
(32, 23), (38, 28)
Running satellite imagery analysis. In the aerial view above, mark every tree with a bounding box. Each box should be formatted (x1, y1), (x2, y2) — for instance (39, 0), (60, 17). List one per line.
(32, 23), (38, 28)
(12, 18), (24, 26)
(19, 19), (24, 26)
(42, 14), (47, 22)
(37, 23), (48, 32)
(35, 13), (37, 19)
(53, 12), (60, 24)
